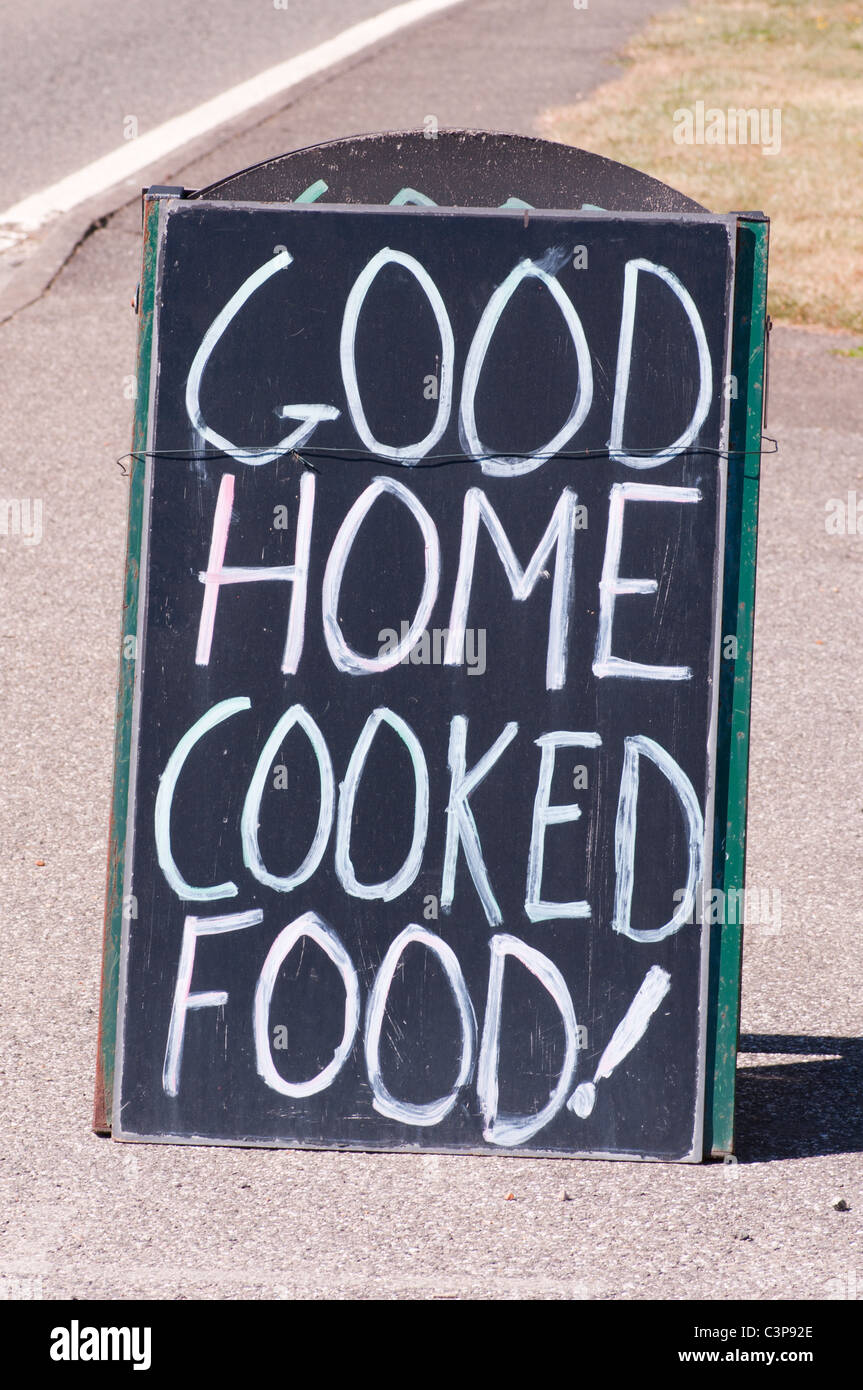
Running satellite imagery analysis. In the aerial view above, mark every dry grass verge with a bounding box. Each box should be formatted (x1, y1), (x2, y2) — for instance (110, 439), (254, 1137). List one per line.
(541, 0), (863, 333)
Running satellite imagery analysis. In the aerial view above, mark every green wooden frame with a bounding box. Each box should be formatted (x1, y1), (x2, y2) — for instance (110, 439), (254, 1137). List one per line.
(95, 194), (769, 1152)
(93, 189), (164, 1133)
(703, 213), (769, 1155)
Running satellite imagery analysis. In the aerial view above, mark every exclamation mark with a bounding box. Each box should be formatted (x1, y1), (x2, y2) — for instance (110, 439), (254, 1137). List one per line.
(569, 965), (671, 1118)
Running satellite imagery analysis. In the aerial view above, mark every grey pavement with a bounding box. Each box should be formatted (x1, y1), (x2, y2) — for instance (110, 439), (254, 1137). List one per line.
(1, 0), (862, 1300)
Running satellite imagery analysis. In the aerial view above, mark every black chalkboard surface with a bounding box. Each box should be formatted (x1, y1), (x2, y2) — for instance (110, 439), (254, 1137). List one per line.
(113, 200), (735, 1158)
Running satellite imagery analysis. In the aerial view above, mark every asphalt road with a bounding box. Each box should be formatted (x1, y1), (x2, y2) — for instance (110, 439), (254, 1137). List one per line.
(0, 0), (391, 209)
(0, 0), (861, 1303)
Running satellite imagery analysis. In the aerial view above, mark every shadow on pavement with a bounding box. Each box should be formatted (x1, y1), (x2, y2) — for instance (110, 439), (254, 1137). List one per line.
(734, 1033), (863, 1162)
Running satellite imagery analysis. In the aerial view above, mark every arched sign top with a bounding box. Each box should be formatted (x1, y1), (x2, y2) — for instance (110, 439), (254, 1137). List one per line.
(192, 128), (707, 215)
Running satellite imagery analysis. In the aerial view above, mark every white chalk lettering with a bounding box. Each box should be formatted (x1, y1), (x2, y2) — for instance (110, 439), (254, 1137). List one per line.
(593, 481), (701, 680)
(322, 477), (440, 674)
(477, 934), (580, 1145)
(441, 716), (518, 925)
(340, 247), (454, 461)
(612, 735), (704, 942)
(241, 704), (334, 891)
(163, 909), (262, 1096)
(609, 257), (712, 468)
(155, 696), (250, 901)
(254, 912), (360, 1097)
(525, 731), (602, 921)
(365, 924), (476, 1124)
(186, 249), (339, 464)
(196, 470), (315, 674)
(335, 708), (429, 900)
(445, 487), (579, 690)
(460, 253), (593, 476)
(569, 965), (671, 1117)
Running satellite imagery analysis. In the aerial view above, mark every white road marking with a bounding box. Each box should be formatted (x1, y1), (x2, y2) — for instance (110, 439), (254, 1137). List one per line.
(0, 0), (468, 238)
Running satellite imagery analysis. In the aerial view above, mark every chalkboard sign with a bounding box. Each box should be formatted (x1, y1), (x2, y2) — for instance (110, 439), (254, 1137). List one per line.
(103, 190), (762, 1160)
